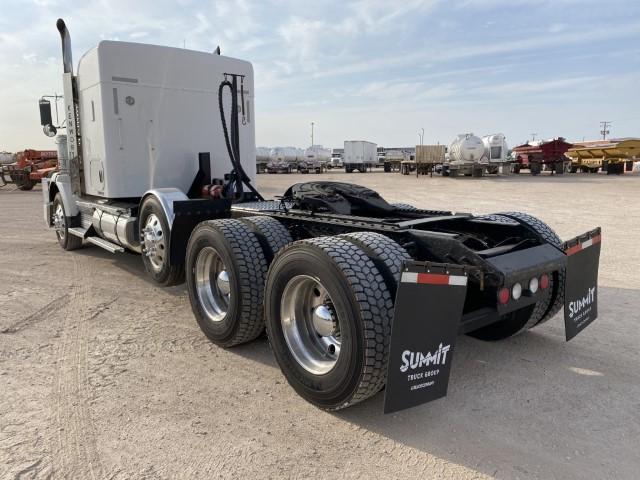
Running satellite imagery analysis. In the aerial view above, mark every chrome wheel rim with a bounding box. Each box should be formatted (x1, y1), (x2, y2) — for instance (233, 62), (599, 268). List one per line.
(53, 203), (65, 240)
(142, 214), (166, 272)
(195, 246), (230, 322)
(281, 275), (341, 375)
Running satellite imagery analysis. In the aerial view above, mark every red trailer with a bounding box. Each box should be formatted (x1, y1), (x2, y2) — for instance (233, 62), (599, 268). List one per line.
(512, 138), (573, 175)
(2, 150), (58, 190)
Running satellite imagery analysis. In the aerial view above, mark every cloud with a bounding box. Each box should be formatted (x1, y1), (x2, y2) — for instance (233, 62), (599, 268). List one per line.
(0, 0), (638, 151)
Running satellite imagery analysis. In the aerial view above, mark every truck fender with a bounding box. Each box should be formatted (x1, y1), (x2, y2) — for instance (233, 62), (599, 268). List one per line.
(139, 188), (189, 232)
(44, 173), (79, 226)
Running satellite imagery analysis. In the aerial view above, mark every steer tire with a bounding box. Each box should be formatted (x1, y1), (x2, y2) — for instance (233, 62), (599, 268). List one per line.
(53, 193), (83, 251)
(186, 219), (268, 347)
(339, 231), (410, 298)
(139, 197), (184, 286)
(265, 236), (394, 410)
(239, 216), (292, 263)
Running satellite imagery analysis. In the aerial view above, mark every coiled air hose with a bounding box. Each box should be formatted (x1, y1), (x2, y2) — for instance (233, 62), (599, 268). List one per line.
(218, 78), (263, 201)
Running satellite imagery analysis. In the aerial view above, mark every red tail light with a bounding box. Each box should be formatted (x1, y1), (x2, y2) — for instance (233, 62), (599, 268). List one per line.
(498, 287), (510, 305)
(540, 274), (550, 290)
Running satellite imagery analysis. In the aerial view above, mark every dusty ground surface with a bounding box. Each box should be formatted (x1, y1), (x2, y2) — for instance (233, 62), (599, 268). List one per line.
(1, 171), (639, 480)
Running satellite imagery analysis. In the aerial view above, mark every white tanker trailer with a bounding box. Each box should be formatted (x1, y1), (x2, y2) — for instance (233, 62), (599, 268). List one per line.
(447, 133), (511, 177)
(269, 146), (304, 164)
(256, 146), (271, 173)
(447, 133), (487, 177)
(303, 145), (331, 163)
(482, 133), (511, 174)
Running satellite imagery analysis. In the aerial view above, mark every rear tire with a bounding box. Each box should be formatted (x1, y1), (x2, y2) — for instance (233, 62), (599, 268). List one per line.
(18, 179), (35, 191)
(12, 171), (35, 190)
(186, 219), (269, 347)
(139, 197), (184, 286)
(339, 232), (410, 298)
(467, 305), (535, 341)
(239, 216), (292, 263)
(53, 193), (82, 251)
(265, 237), (393, 410)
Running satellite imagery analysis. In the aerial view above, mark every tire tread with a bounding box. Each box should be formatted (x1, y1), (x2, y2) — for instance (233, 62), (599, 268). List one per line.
(196, 219), (268, 346)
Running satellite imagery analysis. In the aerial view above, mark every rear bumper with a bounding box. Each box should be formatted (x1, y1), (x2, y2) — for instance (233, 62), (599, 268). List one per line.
(486, 243), (566, 315)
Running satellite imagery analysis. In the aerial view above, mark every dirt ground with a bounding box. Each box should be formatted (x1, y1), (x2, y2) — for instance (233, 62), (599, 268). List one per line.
(1, 170), (639, 480)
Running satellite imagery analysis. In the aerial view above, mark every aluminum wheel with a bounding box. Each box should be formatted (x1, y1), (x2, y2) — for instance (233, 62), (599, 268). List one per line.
(142, 213), (166, 272)
(195, 246), (230, 322)
(280, 275), (341, 375)
(53, 203), (65, 240)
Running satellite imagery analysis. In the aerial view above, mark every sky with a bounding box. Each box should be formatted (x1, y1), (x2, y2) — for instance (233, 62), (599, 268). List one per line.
(0, 0), (639, 152)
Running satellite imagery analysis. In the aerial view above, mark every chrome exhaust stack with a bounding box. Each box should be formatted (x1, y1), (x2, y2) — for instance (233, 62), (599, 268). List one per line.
(56, 18), (73, 74)
(56, 18), (83, 193)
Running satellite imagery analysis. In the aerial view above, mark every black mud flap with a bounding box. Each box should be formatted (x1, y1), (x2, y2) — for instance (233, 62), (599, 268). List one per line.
(563, 228), (601, 341)
(384, 262), (469, 414)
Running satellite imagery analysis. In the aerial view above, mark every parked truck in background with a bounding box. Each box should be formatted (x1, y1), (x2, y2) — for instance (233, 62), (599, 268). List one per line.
(343, 140), (377, 173)
(329, 149), (343, 169)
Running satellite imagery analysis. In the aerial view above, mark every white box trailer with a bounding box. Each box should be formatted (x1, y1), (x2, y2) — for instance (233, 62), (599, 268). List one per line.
(343, 140), (377, 173)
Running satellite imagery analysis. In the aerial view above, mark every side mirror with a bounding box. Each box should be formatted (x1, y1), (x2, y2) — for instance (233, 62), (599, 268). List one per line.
(43, 124), (57, 137)
(39, 99), (52, 126)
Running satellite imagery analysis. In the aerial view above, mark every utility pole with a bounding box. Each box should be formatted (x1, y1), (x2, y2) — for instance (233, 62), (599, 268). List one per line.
(310, 122), (315, 147)
(600, 121), (611, 140)
(530, 133), (537, 142)
(417, 128), (424, 179)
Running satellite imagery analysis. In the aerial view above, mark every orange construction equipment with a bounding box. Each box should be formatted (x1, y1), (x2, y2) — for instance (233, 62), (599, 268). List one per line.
(2, 149), (58, 190)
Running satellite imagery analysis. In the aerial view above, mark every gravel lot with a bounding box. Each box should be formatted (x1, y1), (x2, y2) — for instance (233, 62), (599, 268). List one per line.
(1, 170), (639, 479)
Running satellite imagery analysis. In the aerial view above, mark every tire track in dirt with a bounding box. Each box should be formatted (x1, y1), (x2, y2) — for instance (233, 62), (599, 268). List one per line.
(50, 254), (115, 479)
(1, 294), (71, 334)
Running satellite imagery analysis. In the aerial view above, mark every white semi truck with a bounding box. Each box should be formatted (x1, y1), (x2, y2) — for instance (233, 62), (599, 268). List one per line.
(40, 19), (601, 413)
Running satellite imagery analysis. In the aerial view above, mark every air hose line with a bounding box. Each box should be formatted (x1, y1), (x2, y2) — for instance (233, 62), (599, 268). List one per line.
(218, 78), (263, 201)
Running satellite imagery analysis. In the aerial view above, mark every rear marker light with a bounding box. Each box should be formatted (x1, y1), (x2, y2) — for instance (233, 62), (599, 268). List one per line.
(529, 277), (539, 294)
(540, 274), (550, 290)
(498, 287), (510, 305)
(512, 283), (522, 300)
